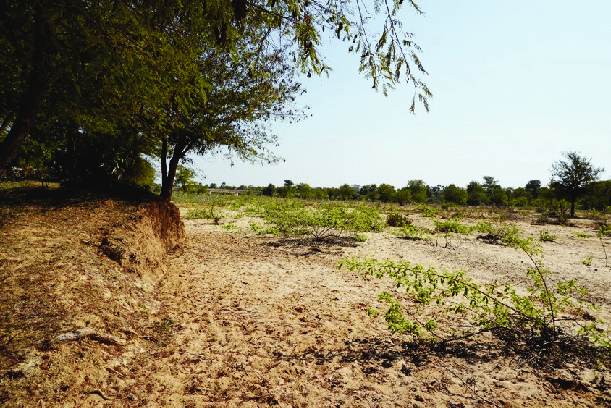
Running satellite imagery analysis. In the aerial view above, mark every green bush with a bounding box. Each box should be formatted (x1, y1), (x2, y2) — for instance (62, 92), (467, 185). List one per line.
(476, 221), (521, 244)
(254, 200), (385, 241)
(418, 204), (438, 219)
(539, 231), (557, 242)
(434, 219), (474, 234)
(397, 224), (430, 241)
(387, 211), (410, 227)
(339, 236), (609, 350)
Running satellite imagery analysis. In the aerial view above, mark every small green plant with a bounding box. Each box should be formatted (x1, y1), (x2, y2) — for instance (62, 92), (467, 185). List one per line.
(476, 221), (521, 245)
(582, 255), (593, 266)
(154, 318), (175, 334)
(386, 211), (410, 227)
(574, 232), (589, 239)
(418, 204), (438, 219)
(355, 233), (368, 242)
(366, 307), (379, 317)
(434, 219), (474, 235)
(397, 224), (430, 241)
(185, 205), (222, 224)
(249, 222), (281, 236)
(221, 222), (239, 231)
(539, 231), (557, 242)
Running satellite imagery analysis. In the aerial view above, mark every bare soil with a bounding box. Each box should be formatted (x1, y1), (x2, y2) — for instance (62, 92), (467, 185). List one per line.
(1, 188), (610, 407)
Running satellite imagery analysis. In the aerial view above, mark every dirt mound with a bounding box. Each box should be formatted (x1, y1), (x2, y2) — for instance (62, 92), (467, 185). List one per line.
(0, 186), (185, 405)
(98, 200), (185, 277)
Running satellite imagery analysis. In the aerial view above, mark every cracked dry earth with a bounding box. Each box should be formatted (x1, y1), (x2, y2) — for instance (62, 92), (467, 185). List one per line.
(125, 216), (611, 407)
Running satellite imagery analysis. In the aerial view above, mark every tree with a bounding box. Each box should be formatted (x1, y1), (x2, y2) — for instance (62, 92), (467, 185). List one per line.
(175, 166), (195, 193)
(297, 183), (313, 199)
(581, 180), (611, 211)
(339, 184), (355, 201)
(467, 181), (487, 206)
(377, 184), (396, 203)
(407, 180), (427, 203)
(550, 152), (604, 217)
(262, 183), (276, 196)
(482, 176), (507, 206)
(525, 180), (542, 199)
(395, 188), (411, 206)
(427, 185), (444, 203)
(443, 184), (467, 205)
(1, 0), (432, 191)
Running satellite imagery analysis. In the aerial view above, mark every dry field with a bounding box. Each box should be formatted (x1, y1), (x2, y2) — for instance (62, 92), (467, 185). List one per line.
(1, 187), (610, 407)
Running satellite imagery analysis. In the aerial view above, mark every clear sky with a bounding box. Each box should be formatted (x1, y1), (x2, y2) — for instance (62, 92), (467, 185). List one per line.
(191, 0), (610, 189)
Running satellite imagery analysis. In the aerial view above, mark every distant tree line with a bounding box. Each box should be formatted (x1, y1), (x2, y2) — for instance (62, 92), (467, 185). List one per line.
(256, 154), (609, 214)
(254, 176), (610, 213)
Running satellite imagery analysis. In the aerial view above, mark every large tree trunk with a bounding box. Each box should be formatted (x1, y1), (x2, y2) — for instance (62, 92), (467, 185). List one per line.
(0, 12), (51, 177)
(160, 135), (186, 200)
(0, 68), (49, 177)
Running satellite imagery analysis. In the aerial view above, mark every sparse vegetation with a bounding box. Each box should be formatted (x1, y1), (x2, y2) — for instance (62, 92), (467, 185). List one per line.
(539, 231), (557, 242)
(3, 186), (611, 406)
(339, 233), (609, 350)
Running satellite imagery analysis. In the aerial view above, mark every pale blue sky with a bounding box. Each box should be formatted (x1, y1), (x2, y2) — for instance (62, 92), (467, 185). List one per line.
(192, 0), (610, 189)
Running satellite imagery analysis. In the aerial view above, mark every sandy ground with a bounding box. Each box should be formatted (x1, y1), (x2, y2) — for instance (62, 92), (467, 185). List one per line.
(118, 209), (610, 407)
(1, 192), (610, 407)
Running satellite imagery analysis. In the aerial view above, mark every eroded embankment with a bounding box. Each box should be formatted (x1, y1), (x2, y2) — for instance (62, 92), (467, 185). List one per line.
(0, 189), (185, 406)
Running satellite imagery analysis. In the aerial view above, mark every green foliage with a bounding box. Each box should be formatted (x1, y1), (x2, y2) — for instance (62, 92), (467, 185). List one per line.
(249, 221), (281, 236)
(574, 232), (589, 239)
(582, 255), (593, 266)
(407, 180), (428, 203)
(476, 221), (522, 245)
(339, 250), (608, 348)
(246, 198), (385, 241)
(377, 184), (396, 203)
(434, 219), (474, 235)
(184, 206), (222, 224)
(355, 233), (368, 242)
(550, 152), (605, 217)
(598, 224), (611, 237)
(467, 181), (488, 206)
(394, 188), (411, 206)
(418, 204), (438, 219)
(539, 231), (557, 242)
(386, 211), (410, 227)
(443, 184), (467, 205)
(397, 224), (430, 241)
(175, 166), (195, 193)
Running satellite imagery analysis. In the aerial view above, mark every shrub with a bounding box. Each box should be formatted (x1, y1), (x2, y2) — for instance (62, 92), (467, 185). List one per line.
(397, 224), (430, 241)
(339, 236), (609, 349)
(387, 211), (410, 227)
(418, 204), (438, 219)
(355, 233), (368, 242)
(184, 206), (221, 224)
(476, 221), (522, 246)
(539, 231), (557, 242)
(434, 219), (474, 234)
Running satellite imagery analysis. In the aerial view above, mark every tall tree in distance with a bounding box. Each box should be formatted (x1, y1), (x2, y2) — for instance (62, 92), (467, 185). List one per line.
(550, 152), (604, 217)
